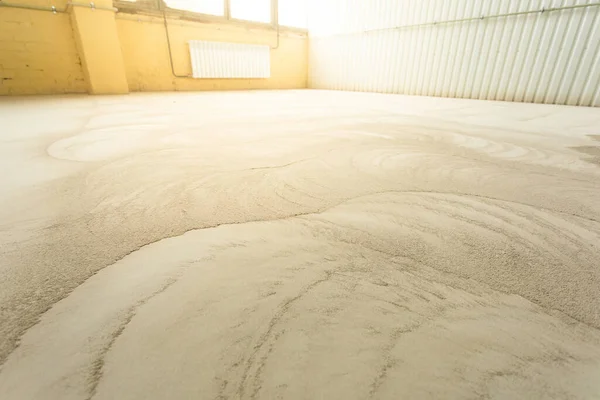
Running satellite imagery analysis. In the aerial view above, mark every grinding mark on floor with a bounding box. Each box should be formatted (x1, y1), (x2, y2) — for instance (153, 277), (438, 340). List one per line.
(236, 271), (335, 400)
(369, 324), (422, 398)
(572, 146), (600, 157)
(571, 145), (600, 166)
(1, 188), (598, 371)
(86, 276), (181, 400)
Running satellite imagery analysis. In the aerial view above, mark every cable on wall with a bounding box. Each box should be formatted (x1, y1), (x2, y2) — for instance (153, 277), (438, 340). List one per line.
(271, 21), (280, 49)
(162, 8), (193, 78)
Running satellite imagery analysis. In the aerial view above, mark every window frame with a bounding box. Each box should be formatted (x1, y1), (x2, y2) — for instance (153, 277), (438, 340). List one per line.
(114, 0), (307, 33)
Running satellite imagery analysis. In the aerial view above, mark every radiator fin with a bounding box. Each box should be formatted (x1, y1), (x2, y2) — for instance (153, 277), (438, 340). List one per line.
(189, 40), (271, 79)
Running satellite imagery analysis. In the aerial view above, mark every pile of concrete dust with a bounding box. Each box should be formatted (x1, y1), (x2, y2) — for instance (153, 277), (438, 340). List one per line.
(0, 91), (599, 400)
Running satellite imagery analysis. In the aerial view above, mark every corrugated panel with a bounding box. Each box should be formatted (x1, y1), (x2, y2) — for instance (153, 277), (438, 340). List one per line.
(189, 40), (270, 79)
(308, 0), (600, 107)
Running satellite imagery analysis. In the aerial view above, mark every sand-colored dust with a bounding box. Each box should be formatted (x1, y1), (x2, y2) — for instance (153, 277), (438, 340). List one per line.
(0, 91), (600, 399)
(572, 145), (600, 166)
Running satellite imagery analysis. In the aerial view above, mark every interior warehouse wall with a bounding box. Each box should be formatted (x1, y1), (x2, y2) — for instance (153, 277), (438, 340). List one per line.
(0, 0), (87, 95)
(116, 15), (308, 92)
(0, 0), (308, 95)
(308, 0), (600, 107)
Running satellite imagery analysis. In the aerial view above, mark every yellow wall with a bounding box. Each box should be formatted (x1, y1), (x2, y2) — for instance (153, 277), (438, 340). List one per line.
(71, 5), (129, 94)
(0, 0), (308, 95)
(0, 3), (86, 95)
(116, 15), (308, 92)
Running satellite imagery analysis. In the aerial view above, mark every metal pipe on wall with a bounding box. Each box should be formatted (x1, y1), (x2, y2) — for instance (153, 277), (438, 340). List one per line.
(356, 2), (600, 35)
(69, 2), (118, 12)
(271, 0), (280, 49)
(0, 1), (117, 13)
(0, 1), (66, 13)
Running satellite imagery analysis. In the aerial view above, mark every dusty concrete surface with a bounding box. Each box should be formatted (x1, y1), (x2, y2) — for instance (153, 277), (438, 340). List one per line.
(1, 90), (600, 399)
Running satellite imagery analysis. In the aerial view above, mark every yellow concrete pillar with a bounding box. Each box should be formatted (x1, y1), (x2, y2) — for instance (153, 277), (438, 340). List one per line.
(70, 0), (129, 94)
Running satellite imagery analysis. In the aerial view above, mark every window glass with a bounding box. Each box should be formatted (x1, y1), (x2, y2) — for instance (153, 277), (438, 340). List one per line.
(231, 0), (271, 23)
(279, 0), (307, 28)
(165, 0), (224, 15)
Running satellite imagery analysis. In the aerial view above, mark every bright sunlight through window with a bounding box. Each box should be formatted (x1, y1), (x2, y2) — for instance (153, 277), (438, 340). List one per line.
(231, 0), (271, 23)
(279, 0), (307, 28)
(162, 0), (307, 28)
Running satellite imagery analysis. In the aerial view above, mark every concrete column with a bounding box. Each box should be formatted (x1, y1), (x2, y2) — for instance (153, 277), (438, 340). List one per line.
(70, 0), (129, 94)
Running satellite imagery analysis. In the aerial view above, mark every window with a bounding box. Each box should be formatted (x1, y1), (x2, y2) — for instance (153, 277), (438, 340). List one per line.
(164, 0), (224, 16)
(115, 0), (309, 30)
(279, 0), (307, 29)
(231, 0), (271, 23)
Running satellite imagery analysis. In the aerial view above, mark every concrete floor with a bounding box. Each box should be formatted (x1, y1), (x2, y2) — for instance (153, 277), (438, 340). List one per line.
(0, 90), (599, 399)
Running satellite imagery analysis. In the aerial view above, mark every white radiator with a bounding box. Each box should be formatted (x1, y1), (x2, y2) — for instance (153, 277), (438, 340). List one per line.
(189, 40), (271, 79)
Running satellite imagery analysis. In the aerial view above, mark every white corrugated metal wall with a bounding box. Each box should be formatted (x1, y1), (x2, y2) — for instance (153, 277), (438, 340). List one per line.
(308, 0), (600, 106)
